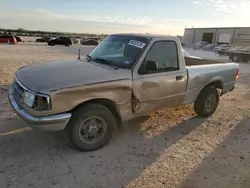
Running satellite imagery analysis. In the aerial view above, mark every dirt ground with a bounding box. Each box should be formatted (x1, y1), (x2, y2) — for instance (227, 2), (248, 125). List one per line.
(1, 44), (250, 188)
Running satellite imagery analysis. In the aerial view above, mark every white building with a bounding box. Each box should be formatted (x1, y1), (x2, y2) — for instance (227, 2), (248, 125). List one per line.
(183, 27), (250, 47)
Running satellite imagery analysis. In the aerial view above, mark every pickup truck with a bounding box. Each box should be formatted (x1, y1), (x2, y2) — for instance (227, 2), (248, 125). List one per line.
(8, 33), (240, 151)
(228, 46), (250, 62)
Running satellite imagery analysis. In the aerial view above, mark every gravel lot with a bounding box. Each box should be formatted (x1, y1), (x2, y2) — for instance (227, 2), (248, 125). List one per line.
(1, 44), (250, 188)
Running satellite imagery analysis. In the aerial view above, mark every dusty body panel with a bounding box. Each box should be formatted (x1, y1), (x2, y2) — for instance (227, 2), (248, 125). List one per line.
(14, 62), (133, 120)
(49, 79), (133, 120)
(184, 62), (239, 104)
(131, 36), (188, 114)
(15, 60), (130, 93)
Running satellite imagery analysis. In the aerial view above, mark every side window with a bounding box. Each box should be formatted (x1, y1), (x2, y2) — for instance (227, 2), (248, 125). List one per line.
(139, 41), (179, 74)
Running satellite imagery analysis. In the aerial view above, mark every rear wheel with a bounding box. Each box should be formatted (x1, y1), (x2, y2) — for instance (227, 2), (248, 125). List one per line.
(67, 103), (116, 151)
(194, 86), (219, 117)
(232, 54), (240, 62)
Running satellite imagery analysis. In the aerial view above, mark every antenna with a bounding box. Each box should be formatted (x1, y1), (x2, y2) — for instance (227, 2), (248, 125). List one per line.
(77, 48), (81, 59)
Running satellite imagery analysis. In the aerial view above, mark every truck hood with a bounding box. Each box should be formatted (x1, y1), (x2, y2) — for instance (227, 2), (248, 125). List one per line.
(15, 60), (130, 93)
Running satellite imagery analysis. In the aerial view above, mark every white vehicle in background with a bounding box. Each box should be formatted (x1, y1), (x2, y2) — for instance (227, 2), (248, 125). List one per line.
(183, 49), (202, 59)
(193, 41), (209, 49)
(213, 44), (233, 53)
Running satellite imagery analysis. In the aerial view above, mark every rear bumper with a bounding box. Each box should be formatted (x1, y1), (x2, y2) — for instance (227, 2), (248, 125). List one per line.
(230, 86), (235, 92)
(8, 88), (72, 131)
(221, 84), (235, 96)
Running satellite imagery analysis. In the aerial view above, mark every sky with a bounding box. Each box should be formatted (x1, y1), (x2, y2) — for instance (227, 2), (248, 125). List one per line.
(0, 0), (249, 35)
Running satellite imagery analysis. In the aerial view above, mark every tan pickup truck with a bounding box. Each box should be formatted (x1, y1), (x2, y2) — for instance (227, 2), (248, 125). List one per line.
(9, 33), (240, 151)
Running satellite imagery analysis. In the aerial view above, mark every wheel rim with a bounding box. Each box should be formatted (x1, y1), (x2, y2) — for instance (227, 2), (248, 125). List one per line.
(233, 55), (238, 62)
(205, 94), (217, 113)
(78, 116), (107, 144)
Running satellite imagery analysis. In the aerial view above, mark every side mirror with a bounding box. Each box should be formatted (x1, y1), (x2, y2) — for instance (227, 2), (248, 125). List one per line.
(145, 60), (157, 72)
(139, 60), (158, 74)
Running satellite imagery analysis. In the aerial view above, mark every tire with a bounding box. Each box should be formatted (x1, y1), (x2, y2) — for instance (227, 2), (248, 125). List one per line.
(194, 86), (219, 117)
(232, 54), (240, 62)
(10, 40), (14, 44)
(67, 103), (116, 151)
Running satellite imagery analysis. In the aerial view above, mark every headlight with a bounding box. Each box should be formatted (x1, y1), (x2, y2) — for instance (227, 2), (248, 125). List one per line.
(33, 94), (51, 111)
(23, 91), (35, 107)
(23, 91), (51, 110)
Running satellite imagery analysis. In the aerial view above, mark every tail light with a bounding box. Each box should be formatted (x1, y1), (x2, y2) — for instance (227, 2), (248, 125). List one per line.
(236, 69), (240, 80)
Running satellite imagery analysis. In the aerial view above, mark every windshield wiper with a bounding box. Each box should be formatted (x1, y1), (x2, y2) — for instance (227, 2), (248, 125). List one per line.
(86, 54), (93, 61)
(94, 57), (118, 70)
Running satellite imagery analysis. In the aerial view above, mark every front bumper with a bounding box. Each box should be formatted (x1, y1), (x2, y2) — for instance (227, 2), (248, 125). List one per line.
(8, 88), (72, 131)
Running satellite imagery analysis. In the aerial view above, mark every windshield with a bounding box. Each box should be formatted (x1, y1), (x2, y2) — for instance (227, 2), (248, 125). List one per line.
(88, 35), (149, 69)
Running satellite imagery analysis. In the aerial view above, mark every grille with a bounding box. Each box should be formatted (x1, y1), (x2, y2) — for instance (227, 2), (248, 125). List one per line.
(13, 80), (25, 104)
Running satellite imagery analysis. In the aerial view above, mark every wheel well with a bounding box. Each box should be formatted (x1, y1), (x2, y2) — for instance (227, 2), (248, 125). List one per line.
(207, 80), (223, 90)
(73, 99), (122, 126)
(204, 80), (223, 95)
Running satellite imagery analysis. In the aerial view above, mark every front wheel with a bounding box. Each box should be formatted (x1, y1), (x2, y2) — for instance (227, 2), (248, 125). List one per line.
(194, 86), (219, 117)
(67, 103), (116, 151)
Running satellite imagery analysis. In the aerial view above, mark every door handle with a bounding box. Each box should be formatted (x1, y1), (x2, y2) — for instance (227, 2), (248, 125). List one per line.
(176, 75), (184, 80)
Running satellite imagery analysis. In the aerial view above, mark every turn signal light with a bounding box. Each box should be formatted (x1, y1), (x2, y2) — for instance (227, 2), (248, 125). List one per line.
(236, 69), (239, 80)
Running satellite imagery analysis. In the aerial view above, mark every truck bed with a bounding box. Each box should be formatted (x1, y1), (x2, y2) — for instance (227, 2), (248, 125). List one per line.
(185, 57), (227, 66)
(184, 61), (238, 104)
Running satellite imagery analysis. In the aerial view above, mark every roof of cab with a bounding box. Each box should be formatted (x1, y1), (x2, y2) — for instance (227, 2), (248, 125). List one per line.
(110, 33), (176, 39)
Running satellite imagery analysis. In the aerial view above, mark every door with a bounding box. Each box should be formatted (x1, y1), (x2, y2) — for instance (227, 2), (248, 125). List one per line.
(202, 33), (214, 43)
(132, 40), (188, 114)
(56, 37), (63, 45)
(218, 33), (231, 44)
(0, 36), (6, 43)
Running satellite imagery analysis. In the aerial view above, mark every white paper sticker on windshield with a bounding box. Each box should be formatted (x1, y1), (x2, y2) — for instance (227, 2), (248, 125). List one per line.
(128, 40), (146, 49)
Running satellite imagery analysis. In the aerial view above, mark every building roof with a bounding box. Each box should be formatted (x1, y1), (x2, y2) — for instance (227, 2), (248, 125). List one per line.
(185, 27), (250, 30)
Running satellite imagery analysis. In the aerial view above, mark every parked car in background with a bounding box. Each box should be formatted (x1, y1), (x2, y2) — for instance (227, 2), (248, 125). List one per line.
(36, 36), (52, 43)
(193, 41), (209, 49)
(48, 36), (72, 46)
(213, 44), (233, 53)
(14, 35), (23, 42)
(0, 35), (17, 44)
(203, 44), (218, 51)
(218, 45), (237, 56)
(72, 38), (79, 44)
(81, 39), (99, 46)
(80, 37), (100, 44)
(9, 33), (239, 151)
(223, 46), (244, 56)
(82, 37), (99, 41)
